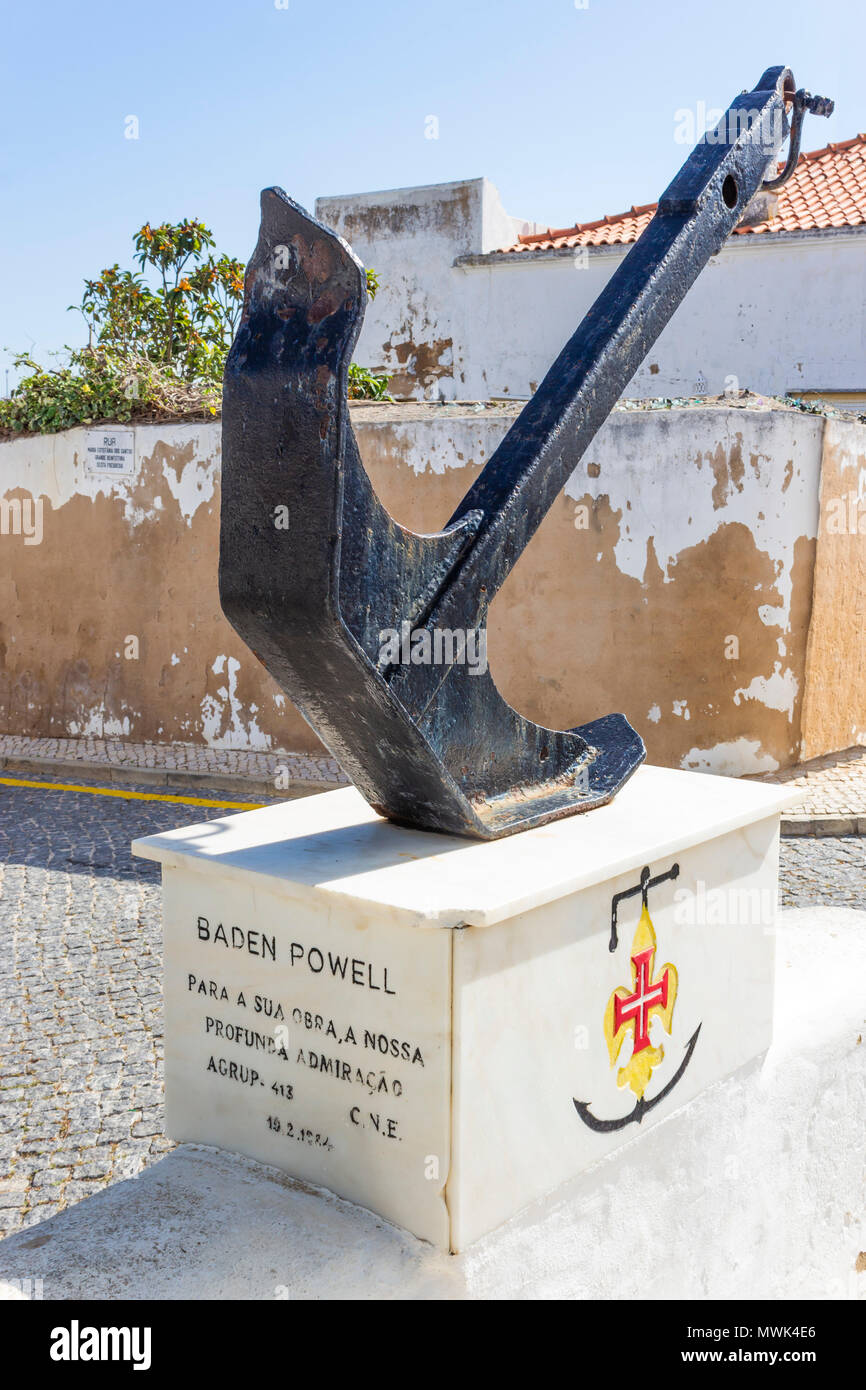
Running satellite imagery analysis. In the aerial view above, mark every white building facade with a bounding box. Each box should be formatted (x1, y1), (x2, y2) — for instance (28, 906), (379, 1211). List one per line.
(316, 138), (866, 407)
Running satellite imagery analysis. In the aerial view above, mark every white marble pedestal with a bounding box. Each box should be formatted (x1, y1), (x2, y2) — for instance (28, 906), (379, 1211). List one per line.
(133, 766), (791, 1252)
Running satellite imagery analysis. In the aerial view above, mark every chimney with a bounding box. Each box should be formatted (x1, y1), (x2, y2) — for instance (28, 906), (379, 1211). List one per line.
(738, 189), (780, 229)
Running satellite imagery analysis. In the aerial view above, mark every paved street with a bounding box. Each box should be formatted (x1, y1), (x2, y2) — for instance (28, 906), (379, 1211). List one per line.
(779, 835), (866, 909)
(0, 776), (272, 1238)
(0, 775), (864, 1239)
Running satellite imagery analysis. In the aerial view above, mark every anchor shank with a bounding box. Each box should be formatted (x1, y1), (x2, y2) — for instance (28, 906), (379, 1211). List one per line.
(441, 68), (794, 616)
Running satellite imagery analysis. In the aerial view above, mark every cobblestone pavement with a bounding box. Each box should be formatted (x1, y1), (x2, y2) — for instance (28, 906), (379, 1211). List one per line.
(0, 775), (279, 1239)
(756, 744), (866, 828)
(778, 835), (866, 909)
(3, 734), (865, 833)
(0, 733), (346, 789)
(0, 775), (863, 1240)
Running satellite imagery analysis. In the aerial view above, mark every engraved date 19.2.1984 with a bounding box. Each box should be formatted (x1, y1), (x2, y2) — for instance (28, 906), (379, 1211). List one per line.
(267, 1114), (333, 1151)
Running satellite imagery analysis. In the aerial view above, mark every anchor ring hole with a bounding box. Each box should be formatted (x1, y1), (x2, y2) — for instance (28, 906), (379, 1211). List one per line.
(722, 174), (739, 209)
(539, 744), (549, 762)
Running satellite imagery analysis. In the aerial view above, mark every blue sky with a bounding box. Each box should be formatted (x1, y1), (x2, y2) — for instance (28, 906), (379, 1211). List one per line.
(1, 0), (860, 386)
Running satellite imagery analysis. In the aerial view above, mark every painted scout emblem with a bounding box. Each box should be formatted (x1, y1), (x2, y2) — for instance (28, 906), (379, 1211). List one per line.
(606, 905), (677, 1096)
(574, 864), (702, 1132)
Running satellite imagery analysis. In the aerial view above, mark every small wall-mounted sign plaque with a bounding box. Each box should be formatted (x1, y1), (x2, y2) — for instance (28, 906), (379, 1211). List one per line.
(84, 429), (136, 475)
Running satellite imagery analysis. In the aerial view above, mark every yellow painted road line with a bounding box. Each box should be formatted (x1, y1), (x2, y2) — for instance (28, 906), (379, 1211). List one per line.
(0, 776), (265, 811)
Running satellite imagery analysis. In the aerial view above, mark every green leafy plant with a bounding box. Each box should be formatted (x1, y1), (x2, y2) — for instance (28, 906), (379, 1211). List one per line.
(348, 269), (391, 400)
(78, 220), (244, 383)
(348, 362), (391, 400)
(0, 348), (220, 436)
(1, 220), (389, 436)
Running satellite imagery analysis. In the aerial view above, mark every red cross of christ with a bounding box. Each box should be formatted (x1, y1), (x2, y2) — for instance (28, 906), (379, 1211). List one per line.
(613, 946), (670, 1054)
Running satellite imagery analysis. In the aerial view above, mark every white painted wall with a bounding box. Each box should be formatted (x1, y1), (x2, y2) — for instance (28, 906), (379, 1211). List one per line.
(315, 178), (536, 398)
(315, 179), (866, 405)
(459, 229), (866, 404)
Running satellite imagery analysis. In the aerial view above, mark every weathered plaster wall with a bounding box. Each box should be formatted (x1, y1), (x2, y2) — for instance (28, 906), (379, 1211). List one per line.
(356, 404), (826, 775)
(0, 424), (314, 755)
(1, 406), (861, 773)
(315, 179), (533, 399)
(800, 417), (866, 759)
(314, 180), (866, 405)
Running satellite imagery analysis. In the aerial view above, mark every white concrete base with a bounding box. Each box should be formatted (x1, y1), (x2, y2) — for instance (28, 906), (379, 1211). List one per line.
(0, 908), (863, 1300)
(130, 767), (794, 1251)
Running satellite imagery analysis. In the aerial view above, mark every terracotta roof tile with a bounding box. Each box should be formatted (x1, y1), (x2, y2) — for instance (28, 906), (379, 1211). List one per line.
(502, 133), (866, 253)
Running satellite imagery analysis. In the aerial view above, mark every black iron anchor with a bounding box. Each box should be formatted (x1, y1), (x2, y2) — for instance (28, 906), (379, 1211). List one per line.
(219, 65), (832, 839)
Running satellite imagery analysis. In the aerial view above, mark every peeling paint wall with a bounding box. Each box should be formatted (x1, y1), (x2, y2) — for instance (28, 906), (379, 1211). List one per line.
(313, 179), (866, 404)
(356, 405), (831, 776)
(0, 423), (315, 756)
(315, 179), (532, 400)
(1, 407), (862, 773)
